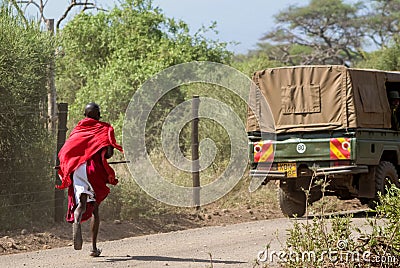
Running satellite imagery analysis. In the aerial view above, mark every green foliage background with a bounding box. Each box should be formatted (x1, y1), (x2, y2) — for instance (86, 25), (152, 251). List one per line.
(0, 6), (55, 229)
(56, 0), (232, 134)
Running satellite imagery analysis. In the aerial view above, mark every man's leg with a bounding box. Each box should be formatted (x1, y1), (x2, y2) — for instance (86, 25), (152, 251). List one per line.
(74, 193), (87, 223)
(73, 193), (87, 250)
(90, 203), (101, 256)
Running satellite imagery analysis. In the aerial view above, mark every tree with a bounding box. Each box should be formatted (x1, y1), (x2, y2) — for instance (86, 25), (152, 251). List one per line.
(361, 0), (400, 49)
(56, 0), (232, 141)
(258, 0), (366, 66)
(233, 47), (283, 78)
(10, 0), (107, 29)
(9, 0), (109, 133)
(0, 5), (55, 229)
(356, 36), (400, 71)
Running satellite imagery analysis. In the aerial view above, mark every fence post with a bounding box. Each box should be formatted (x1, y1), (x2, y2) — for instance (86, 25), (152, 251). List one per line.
(46, 18), (57, 134)
(192, 96), (200, 210)
(54, 103), (68, 222)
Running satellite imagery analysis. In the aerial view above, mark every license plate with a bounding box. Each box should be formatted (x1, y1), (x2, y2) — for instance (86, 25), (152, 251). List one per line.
(278, 163), (297, 178)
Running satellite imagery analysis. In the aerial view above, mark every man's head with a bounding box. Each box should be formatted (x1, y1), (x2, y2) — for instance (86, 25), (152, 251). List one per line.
(389, 91), (400, 107)
(84, 102), (101, 120)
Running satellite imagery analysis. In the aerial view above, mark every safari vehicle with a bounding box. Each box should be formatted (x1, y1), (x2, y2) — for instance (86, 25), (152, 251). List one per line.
(247, 65), (400, 217)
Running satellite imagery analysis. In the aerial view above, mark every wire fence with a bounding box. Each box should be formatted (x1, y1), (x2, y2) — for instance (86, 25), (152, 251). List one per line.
(0, 104), (62, 231)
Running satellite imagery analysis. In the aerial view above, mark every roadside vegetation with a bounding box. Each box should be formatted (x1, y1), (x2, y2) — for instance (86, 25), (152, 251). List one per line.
(267, 182), (400, 268)
(0, 6), (54, 230)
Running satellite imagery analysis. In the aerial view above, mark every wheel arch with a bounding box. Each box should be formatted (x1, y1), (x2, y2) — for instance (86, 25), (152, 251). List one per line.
(380, 150), (399, 166)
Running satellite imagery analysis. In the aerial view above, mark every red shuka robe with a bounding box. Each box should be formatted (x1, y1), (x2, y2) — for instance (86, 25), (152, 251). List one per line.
(56, 117), (123, 222)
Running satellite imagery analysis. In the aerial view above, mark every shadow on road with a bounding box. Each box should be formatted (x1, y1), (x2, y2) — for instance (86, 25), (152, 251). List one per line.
(99, 255), (247, 265)
(292, 209), (377, 221)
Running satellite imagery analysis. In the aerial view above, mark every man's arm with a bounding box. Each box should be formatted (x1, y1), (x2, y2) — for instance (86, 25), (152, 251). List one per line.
(105, 145), (114, 159)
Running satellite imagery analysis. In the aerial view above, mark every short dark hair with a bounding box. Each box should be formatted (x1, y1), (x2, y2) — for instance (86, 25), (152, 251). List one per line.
(84, 102), (101, 120)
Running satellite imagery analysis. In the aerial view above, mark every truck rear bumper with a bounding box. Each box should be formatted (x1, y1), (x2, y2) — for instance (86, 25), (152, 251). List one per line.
(250, 165), (369, 179)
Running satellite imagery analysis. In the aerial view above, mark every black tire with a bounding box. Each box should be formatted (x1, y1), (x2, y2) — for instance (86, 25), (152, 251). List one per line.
(368, 161), (400, 209)
(279, 188), (306, 217)
(309, 190), (323, 204)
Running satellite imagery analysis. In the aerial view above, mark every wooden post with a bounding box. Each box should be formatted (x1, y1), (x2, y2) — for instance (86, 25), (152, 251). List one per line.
(46, 19), (57, 135)
(55, 103), (68, 222)
(192, 96), (200, 210)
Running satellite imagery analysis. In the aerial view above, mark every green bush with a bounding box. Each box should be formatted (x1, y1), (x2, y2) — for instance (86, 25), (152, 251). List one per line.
(272, 183), (400, 268)
(0, 6), (55, 230)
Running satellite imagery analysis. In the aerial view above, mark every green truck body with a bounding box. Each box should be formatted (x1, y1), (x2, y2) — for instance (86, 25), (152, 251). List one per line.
(247, 66), (400, 217)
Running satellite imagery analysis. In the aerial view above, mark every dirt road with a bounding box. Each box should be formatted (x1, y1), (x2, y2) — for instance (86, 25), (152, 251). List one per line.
(0, 217), (368, 268)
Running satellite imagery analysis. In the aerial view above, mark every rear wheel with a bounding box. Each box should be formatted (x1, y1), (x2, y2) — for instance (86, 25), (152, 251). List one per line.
(279, 188), (306, 217)
(368, 161), (400, 209)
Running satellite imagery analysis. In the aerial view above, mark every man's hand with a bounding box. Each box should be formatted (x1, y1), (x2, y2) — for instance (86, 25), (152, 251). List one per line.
(105, 145), (114, 159)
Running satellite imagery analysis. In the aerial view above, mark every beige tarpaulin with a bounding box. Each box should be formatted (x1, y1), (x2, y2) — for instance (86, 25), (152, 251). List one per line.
(247, 65), (400, 133)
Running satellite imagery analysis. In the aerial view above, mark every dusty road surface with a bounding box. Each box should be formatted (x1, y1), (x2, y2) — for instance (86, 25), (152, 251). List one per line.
(0, 216), (368, 268)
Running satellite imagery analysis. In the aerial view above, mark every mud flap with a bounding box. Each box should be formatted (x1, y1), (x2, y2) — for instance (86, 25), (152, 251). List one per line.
(358, 166), (375, 198)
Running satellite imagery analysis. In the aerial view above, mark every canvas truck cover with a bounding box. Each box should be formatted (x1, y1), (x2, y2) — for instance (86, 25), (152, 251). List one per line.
(247, 65), (400, 134)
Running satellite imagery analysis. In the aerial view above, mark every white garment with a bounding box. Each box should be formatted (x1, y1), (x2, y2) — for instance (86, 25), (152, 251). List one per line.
(72, 162), (96, 204)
